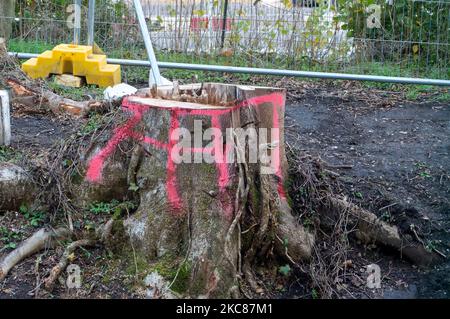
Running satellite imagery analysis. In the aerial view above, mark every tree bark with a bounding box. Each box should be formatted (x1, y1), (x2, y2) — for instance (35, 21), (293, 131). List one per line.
(83, 83), (314, 297)
(0, 0), (15, 41)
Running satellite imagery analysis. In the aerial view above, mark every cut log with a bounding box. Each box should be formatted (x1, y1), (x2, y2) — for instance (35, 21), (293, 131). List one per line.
(84, 83), (314, 297)
(54, 74), (84, 88)
(5, 79), (101, 117)
(0, 163), (35, 211)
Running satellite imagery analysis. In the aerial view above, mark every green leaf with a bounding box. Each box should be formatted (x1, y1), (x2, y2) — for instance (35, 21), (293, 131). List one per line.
(19, 204), (28, 214)
(279, 264), (291, 276)
(128, 183), (140, 192)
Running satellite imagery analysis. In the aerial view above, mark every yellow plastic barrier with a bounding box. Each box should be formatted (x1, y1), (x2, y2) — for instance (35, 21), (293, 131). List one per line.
(22, 44), (121, 88)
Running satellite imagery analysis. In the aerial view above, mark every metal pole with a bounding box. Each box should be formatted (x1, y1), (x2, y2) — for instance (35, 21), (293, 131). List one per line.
(87, 0), (96, 47)
(9, 52), (450, 87)
(133, 0), (162, 85)
(220, 0), (229, 49)
(73, 0), (82, 45)
(0, 90), (11, 146)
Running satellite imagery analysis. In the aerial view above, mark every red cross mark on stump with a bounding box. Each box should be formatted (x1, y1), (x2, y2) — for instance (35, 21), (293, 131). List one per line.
(86, 92), (286, 215)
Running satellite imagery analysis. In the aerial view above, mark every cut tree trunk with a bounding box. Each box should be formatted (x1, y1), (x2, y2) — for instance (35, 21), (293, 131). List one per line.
(83, 83), (314, 297)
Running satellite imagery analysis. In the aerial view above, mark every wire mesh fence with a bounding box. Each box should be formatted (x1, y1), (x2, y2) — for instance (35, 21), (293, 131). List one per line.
(1, 0), (449, 80)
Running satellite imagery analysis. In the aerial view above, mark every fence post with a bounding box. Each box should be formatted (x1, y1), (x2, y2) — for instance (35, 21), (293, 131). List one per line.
(73, 0), (82, 45)
(220, 0), (229, 49)
(87, 0), (96, 47)
(0, 90), (11, 146)
(133, 0), (162, 86)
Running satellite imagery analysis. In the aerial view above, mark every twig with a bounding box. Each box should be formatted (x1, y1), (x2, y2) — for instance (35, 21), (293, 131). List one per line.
(44, 239), (97, 291)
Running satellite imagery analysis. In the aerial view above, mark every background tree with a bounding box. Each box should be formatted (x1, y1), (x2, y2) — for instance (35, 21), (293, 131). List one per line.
(0, 0), (15, 40)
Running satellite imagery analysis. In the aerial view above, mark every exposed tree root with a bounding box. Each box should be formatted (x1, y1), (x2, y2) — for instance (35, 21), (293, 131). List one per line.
(327, 196), (438, 266)
(44, 239), (97, 291)
(275, 207), (315, 262)
(0, 228), (71, 281)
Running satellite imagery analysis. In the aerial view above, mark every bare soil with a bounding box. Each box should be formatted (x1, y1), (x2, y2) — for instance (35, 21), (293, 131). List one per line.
(285, 85), (449, 298)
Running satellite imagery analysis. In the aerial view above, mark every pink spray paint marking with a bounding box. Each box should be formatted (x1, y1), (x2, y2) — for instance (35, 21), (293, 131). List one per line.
(86, 105), (147, 182)
(85, 92), (286, 213)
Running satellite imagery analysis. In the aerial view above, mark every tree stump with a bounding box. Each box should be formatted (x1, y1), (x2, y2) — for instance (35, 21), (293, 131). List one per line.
(84, 83), (314, 298)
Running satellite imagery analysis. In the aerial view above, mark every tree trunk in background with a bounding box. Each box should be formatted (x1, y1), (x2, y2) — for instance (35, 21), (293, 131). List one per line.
(0, 0), (15, 41)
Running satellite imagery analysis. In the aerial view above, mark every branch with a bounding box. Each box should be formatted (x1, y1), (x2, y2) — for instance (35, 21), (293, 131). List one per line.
(0, 228), (71, 281)
(44, 239), (97, 291)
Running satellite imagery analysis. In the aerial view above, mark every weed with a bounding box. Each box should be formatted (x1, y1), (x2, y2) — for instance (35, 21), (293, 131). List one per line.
(80, 114), (104, 136)
(425, 239), (442, 253)
(415, 162), (432, 179)
(48, 80), (104, 102)
(380, 211), (394, 223)
(353, 191), (363, 199)
(89, 200), (137, 219)
(0, 226), (22, 251)
(278, 264), (291, 277)
(0, 146), (21, 163)
(311, 288), (319, 299)
(19, 204), (46, 227)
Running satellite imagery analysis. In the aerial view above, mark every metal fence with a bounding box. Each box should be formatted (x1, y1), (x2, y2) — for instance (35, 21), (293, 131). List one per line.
(2, 0), (450, 81)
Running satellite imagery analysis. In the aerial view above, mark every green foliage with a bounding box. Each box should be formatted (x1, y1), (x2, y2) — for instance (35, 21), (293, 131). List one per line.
(415, 161), (432, 179)
(353, 191), (363, 199)
(380, 211), (394, 223)
(48, 80), (103, 102)
(89, 200), (137, 219)
(0, 146), (21, 163)
(0, 226), (21, 251)
(335, 0), (448, 66)
(8, 39), (54, 54)
(80, 113), (104, 135)
(278, 264), (291, 277)
(19, 204), (46, 227)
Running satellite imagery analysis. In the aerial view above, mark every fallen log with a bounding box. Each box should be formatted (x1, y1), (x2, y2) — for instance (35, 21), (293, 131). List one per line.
(6, 78), (101, 116)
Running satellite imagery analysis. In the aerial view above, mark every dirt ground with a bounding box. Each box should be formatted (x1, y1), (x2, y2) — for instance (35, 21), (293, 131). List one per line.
(285, 85), (449, 298)
(0, 81), (449, 299)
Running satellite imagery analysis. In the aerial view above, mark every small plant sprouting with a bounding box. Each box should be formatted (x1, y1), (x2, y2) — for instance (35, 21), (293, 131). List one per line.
(19, 204), (46, 227)
(278, 264), (291, 277)
(380, 211), (394, 223)
(415, 161), (432, 179)
(80, 114), (104, 136)
(354, 191), (363, 199)
(0, 227), (22, 251)
(89, 200), (137, 219)
(0, 146), (21, 163)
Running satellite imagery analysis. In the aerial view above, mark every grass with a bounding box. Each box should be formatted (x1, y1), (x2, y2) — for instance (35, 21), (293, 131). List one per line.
(48, 79), (104, 101)
(8, 39), (54, 54)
